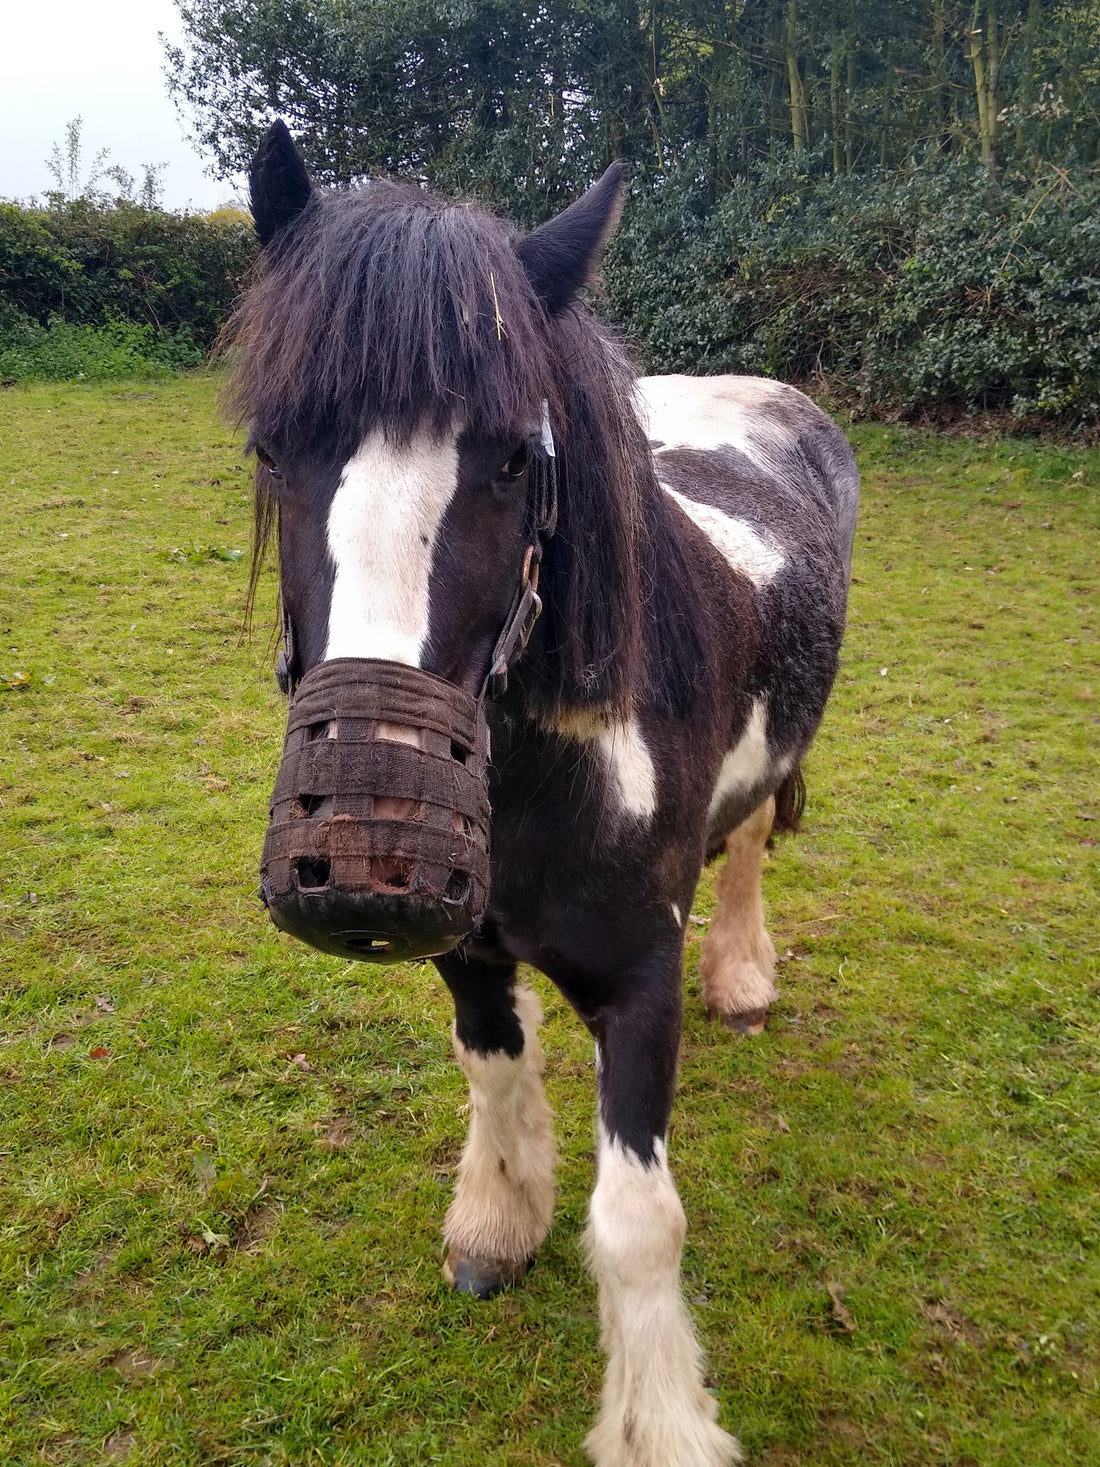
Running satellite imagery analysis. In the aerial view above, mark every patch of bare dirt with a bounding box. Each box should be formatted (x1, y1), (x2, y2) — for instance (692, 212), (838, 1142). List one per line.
(921, 1298), (983, 1348)
(103, 1432), (137, 1462)
(233, 1203), (279, 1253)
(313, 1113), (354, 1150)
(110, 1349), (169, 1380)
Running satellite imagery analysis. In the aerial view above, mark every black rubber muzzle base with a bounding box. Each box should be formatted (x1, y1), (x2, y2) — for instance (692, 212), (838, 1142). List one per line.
(260, 658), (490, 963)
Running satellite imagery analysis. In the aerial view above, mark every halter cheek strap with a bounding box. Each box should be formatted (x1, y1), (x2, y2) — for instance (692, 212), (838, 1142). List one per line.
(483, 544), (543, 702)
(482, 411), (558, 701)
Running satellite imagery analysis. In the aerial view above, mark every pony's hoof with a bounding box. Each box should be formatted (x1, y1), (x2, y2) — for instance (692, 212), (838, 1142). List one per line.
(443, 1252), (529, 1298)
(720, 1006), (769, 1036)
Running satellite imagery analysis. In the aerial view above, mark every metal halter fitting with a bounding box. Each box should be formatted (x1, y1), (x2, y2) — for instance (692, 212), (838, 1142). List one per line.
(259, 424), (557, 964)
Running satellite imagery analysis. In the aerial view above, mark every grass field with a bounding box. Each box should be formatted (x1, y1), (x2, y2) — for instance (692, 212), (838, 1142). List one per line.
(1, 377), (1097, 1466)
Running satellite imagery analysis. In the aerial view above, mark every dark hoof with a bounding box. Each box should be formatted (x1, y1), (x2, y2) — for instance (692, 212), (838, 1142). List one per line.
(443, 1252), (529, 1299)
(721, 1006), (770, 1036)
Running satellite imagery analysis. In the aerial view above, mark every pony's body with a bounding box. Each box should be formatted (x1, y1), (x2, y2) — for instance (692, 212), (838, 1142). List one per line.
(233, 122), (857, 1467)
(477, 368), (856, 1001)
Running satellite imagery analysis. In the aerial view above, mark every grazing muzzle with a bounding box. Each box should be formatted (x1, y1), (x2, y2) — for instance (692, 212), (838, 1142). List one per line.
(260, 658), (491, 963)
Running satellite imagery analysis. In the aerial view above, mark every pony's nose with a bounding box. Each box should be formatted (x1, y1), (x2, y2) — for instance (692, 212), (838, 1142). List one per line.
(259, 657), (490, 963)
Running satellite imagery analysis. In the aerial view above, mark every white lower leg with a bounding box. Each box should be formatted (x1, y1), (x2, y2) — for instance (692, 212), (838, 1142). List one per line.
(699, 795), (778, 1025)
(444, 986), (556, 1268)
(583, 1131), (742, 1467)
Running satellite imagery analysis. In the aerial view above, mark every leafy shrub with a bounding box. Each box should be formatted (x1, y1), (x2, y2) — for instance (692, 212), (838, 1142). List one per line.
(0, 315), (203, 382)
(604, 155), (1100, 429)
(0, 200), (256, 351)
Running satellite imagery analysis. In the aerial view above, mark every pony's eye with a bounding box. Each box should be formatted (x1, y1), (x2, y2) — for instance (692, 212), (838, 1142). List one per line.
(499, 446), (530, 481)
(255, 445), (279, 473)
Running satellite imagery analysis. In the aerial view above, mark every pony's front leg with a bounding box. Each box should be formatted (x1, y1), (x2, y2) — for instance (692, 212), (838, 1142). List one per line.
(584, 976), (743, 1467)
(434, 950), (556, 1298)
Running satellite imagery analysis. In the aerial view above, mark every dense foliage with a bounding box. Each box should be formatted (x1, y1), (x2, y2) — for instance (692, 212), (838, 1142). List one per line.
(0, 200), (255, 380)
(167, 0), (1100, 213)
(156, 0), (1100, 426)
(9, 1), (1099, 414)
(605, 154), (1100, 427)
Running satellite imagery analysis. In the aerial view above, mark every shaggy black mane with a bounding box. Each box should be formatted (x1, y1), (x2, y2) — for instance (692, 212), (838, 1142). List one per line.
(227, 182), (708, 721)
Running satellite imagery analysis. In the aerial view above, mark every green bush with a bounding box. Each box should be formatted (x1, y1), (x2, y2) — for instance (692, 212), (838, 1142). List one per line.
(0, 200), (256, 353)
(604, 155), (1100, 428)
(0, 315), (203, 382)
(4, 160), (1096, 422)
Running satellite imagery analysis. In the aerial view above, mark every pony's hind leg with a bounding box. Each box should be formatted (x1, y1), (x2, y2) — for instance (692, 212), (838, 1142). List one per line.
(434, 950), (556, 1298)
(698, 794), (778, 1035)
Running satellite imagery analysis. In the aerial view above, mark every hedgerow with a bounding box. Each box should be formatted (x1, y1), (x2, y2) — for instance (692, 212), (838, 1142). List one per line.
(2, 159), (1097, 425)
(605, 155), (1100, 429)
(0, 200), (255, 380)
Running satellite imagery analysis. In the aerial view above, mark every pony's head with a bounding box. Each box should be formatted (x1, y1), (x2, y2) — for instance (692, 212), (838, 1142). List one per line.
(230, 121), (645, 962)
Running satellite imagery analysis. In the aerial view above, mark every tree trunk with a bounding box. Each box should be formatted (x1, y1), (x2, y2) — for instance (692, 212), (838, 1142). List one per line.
(931, 0), (949, 150)
(786, 0), (808, 151)
(1016, 0), (1042, 156)
(967, 0), (999, 172)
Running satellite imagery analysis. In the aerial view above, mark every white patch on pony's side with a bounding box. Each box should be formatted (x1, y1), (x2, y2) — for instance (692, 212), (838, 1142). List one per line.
(636, 373), (793, 476)
(663, 484), (785, 588)
(444, 987), (556, 1269)
(325, 427), (459, 665)
(708, 699), (770, 820)
(670, 903), (682, 928)
(583, 1129), (743, 1467)
(599, 718), (658, 821)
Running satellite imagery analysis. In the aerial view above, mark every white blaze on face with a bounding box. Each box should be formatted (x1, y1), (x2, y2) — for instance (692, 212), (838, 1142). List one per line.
(325, 427), (460, 665)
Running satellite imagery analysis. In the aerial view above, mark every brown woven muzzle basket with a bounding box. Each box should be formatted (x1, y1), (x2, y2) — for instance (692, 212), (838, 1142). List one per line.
(260, 658), (491, 962)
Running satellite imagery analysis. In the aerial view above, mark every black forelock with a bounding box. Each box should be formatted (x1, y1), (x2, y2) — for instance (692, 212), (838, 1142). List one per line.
(224, 183), (555, 455)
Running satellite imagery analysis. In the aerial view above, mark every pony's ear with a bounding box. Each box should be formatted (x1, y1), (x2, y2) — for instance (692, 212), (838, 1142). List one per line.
(250, 119), (313, 248)
(517, 162), (626, 316)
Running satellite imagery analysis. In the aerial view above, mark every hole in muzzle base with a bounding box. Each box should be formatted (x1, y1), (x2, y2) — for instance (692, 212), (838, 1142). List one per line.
(296, 856), (331, 890)
(341, 934), (394, 956)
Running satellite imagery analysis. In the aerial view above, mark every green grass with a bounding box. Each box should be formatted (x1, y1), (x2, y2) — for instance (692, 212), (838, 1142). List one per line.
(1, 379), (1097, 1466)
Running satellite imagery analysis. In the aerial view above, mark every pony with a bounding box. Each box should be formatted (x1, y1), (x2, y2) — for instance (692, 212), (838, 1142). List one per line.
(227, 119), (858, 1467)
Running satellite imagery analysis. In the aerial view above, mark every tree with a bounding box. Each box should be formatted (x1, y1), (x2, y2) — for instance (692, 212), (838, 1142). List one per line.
(164, 0), (1100, 214)
(45, 117), (112, 204)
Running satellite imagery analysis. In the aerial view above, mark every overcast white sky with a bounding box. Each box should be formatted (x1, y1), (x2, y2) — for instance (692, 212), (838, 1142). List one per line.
(0, 0), (244, 211)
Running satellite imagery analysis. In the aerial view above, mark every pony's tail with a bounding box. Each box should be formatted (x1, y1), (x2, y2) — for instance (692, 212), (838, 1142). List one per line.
(771, 764), (806, 838)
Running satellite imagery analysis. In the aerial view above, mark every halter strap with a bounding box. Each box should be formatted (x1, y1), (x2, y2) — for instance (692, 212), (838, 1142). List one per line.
(481, 435), (558, 701)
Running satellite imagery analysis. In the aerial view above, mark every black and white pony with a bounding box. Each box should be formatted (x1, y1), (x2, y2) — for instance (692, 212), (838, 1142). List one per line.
(230, 120), (858, 1467)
